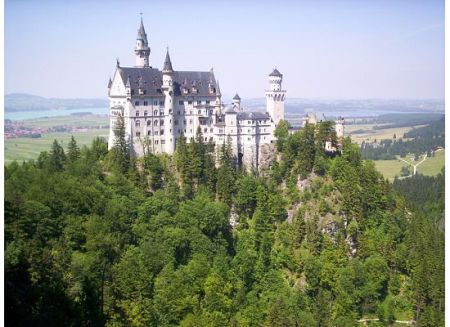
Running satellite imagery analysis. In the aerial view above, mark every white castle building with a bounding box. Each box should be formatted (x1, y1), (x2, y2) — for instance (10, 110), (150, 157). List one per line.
(108, 18), (286, 169)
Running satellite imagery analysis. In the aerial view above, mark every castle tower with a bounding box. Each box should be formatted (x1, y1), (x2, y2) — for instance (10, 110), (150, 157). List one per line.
(232, 94), (241, 111)
(134, 16), (151, 67)
(265, 68), (286, 125)
(162, 49), (175, 153)
(335, 117), (345, 138)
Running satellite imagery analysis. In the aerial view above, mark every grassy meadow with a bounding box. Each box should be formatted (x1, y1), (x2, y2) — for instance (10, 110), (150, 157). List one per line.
(5, 128), (109, 165)
(346, 123), (425, 144)
(373, 150), (445, 180)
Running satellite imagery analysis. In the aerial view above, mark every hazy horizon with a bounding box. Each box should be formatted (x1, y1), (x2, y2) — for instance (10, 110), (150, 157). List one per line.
(5, 0), (444, 100)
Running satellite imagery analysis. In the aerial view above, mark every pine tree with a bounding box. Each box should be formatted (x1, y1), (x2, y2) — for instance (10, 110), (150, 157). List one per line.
(112, 113), (130, 174)
(67, 135), (81, 163)
(216, 140), (235, 205)
(49, 139), (66, 172)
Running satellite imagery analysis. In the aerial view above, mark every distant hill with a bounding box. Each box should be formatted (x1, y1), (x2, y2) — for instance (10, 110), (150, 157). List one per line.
(5, 93), (108, 112)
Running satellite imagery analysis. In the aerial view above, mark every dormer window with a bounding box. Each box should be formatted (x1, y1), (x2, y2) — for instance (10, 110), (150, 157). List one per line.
(192, 87), (198, 94)
(136, 111), (139, 116)
(139, 88), (144, 95)
(183, 88), (188, 95)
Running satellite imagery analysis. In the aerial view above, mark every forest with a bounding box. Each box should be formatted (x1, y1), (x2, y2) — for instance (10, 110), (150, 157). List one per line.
(5, 117), (444, 326)
(360, 118), (445, 160)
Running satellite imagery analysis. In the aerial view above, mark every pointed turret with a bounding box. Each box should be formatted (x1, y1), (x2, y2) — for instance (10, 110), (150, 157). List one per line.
(233, 94), (241, 101)
(126, 75), (131, 88)
(137, 16), (148, 43)
(108, 77), (112, 89)
(162, 48), (173, 73)
(134, 15), (151, 67)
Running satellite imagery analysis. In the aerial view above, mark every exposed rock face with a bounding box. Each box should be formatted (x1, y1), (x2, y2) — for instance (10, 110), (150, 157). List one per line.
(258, 143), (275, 170)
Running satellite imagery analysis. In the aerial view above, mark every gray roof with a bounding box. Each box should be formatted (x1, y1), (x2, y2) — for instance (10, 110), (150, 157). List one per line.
(233, 93), (241, 100)
(117, 67), (219, 97)
(269, 68), (282, 77)
(163, 50), (173, 72)
(237, 111), (271, 120)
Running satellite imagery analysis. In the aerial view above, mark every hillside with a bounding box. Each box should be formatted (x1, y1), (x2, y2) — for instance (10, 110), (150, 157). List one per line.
(5, 121), (444, 326)
(5, 93), (108, 112)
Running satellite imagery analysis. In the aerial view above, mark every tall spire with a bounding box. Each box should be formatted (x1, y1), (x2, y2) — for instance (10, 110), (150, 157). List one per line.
(137, 13), (147, 42)
(134, 14), (151, 67)
(162, 47), (173, 73)
(216, 80), (221, 96)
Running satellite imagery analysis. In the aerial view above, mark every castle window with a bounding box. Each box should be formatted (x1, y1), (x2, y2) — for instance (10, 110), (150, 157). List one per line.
(189, 119), (193, 124)
(204, 137), (207, 141)
(160, 120), (164, 125)
(154, 110), (158, 116)
(136, 111), (139, 116)
(206, 100), (210, 105)
(179, 100), (184, 105)
(188, 101), (192, 105)
(174, 120), (178, 125)
(144, 101), (148, 106)
(147, 120), (151, 126)
(159, 101), (164, 106)
(147, 131), (151, 135)
(197, 100), (201, 105)
(198, 110), (201, 115)
(160, 130), (164, 135)
(183, 88), (188, 94)
(144, 110), (148, 116)
(153, 100), (158, 105)
(248, 129), (251, 133)
(184, 120), (186, 125)
(155, 131), (159, 135)
(161, 140), (166, 144)
(154, 120), (158, 126)
(155, 140), (159, 145)
(204, 128), (207, 133)
(135, 101), (139, 106)
(135, 120), (140, 127)
(210, 128), (213, 132)
(131, 90), (135, 95)
(136, 132), (140, 137)
(248, 137), (251, 141)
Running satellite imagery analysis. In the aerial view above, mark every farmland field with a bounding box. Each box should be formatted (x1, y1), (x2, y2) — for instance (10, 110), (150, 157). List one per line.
(373, 150), (445, 180)
(346, 123), (426, 144)
(5, 128), (109, 164)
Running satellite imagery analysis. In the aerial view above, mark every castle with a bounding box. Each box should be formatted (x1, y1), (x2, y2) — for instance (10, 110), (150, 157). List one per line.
(107, 18), (284, 169)
(108, 18), (343, 169)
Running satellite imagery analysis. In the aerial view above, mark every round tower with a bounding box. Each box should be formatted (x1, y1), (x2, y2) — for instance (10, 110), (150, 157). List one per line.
(335, 117), (345, 138)
(265, 68), (286, 125)
(135, 16), (151, 67)
(162, 49), (175, 153)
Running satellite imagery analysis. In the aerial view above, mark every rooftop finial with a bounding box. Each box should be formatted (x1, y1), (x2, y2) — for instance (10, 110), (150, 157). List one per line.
(116, 58), (120, 68)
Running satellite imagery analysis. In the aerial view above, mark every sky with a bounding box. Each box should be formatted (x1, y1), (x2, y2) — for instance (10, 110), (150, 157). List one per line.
(5, 0), (445, 100)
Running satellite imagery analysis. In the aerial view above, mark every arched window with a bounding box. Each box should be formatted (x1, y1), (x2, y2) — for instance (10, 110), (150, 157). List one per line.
(154, 110), (158, 116)
(136, 111), (139, 116)
(147, 120), (151, 126)
(135, 120), (140, 127)
(144, 110), (148, 116)
(154, 120), (158, 126)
